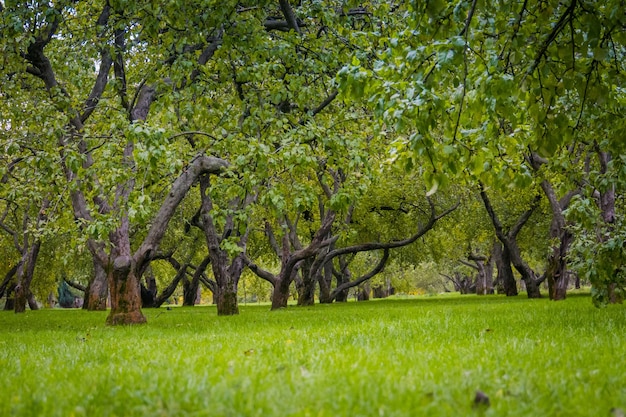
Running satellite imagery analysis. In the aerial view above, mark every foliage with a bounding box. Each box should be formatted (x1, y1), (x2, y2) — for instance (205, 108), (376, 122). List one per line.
(1, 295), (625, 416)
(566, 195), (626, 307)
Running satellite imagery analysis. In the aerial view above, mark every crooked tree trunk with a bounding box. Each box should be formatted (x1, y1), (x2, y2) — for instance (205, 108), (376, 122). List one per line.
(528, 153), (579, 301)
(183, 277), (200, 306)
(84, 258), (108, 310)
(318, 259), (333, 304)
(4, 285), (15, 311)
(214, 278), (239, 315)
(597, 151), (621, 304)
(296, 276), (316, 306)
(480, 187), (541, 298)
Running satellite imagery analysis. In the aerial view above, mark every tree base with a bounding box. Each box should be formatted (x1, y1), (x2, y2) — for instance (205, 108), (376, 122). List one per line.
(106, 310), (147, 325)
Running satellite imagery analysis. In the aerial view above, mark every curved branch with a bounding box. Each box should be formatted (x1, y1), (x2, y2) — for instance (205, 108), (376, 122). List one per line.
(278, 0), (302, 34)
(134, 155), (229, 273)
(243, 256), (277, 286)
(329, 249), (389, 300)
(322, 198), (458, 264)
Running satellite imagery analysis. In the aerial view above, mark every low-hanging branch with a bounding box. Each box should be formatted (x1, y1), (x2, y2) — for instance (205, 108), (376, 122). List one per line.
(329, 248), (390, 299)
(312, 198), (459, 300)
(317, 197), (458, 273)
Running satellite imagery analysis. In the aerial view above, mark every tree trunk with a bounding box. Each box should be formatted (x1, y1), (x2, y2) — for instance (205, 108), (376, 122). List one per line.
(493, 242), (518, 296)
(470, 252), (494, 296)
(357, 282), (370, 301)
(372, 285), (388, 298)
(597, 151), (621, 304)
(4, 285), (15, 311)
(215, 279), (239, 315)
(518, 265), (541, 298)
(84, 258), (108, 310)
(480, 187), (541, 298)
(334, 256), (351, 302)
(14, 240), (42, 313)
(546, 230), (572, 301)
(106, 256), (146, 325)
(183, 276), (200, 306)
(271, 274), (291, 310)
(296, 259), (316, 306)
(318, 259), (333, 304)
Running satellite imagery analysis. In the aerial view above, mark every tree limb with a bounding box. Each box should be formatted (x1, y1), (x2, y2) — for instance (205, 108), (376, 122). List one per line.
(243, 256), (277, 286)
(134, 155), (228, 273)
(329, 249), (389, 300)
(278, 0), (302, 34)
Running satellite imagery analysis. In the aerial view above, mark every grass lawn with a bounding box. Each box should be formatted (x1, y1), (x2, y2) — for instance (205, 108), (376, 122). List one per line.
(1, 293), (625, 416)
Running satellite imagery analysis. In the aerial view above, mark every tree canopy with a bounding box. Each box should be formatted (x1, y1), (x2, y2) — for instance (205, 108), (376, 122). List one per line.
(1, 1), (624, 321)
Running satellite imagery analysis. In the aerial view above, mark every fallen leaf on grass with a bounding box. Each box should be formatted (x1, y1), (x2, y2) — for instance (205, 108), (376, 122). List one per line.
(473, 390), (490, 408)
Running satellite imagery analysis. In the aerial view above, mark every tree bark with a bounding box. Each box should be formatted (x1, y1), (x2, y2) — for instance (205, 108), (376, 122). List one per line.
(296, 259), (316, 306)
(84, 257), (108, 310)
(480, 186), (542, 298)
(105, 256), (146, 325)
(493, 241), (518, 296)
(357, 282), (370, 301)
(528, 152), (578, 300)
(14, 240), (42, 313)
(198, 174), (249, 316)
(597, 150), (621, 304)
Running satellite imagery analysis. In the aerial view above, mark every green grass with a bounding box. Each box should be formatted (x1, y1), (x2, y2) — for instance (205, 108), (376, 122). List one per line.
(1, 294), (625, 416)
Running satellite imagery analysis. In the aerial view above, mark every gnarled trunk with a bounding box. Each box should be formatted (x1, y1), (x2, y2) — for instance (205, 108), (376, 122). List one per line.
(215, 279), (239, 315)
(183, 277), (200, 306)
(84, 258), (108, 310)
(318, 260), (333, 304)
(480, 187), (541, 298)
(106, 256), (146, 325)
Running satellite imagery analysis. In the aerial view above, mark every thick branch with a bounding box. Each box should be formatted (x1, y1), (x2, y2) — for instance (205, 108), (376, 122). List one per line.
(278, 0), (302, 34)
(243, 256), (277, 286)
(134, 155), (228, 272)
(509, 194), (542, 238)
(460, 259), (480, 270)
(329, 249), (389, 299)
(64, 278), (87, 292)
(322, 199), (457, 264)
(154, 263), (188, 307)
(81, 4), (113, 122)
(265, 221), (282, 259)
(81, 51), (112, 122)
(0, 263), (21, 298)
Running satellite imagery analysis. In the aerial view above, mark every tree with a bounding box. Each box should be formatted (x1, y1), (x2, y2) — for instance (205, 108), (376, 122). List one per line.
(337, 1), (625, 305)
(1, 2), (230, 323)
